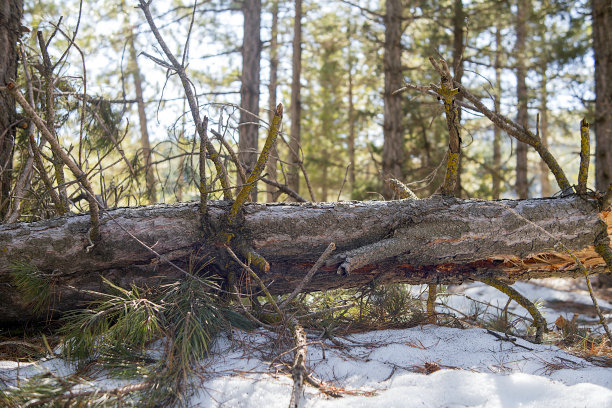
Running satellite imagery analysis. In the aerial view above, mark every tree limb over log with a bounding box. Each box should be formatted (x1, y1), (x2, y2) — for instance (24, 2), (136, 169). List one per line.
(0, 196), (609, 324)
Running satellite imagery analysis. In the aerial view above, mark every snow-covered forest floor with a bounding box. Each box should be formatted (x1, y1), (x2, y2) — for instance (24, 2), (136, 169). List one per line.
(1, 278), (611, 407)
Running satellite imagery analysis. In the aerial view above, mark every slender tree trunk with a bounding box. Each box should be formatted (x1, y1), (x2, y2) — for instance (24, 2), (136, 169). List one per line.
(0, 0), (23, 218)
(539, 66), (552, 197)
(452, 0), (464, 198)
(175, 99), (188, 202)
(382, 0), (404, 199)
(288, 0), (302, 199)
(240, 0), (262, 201)
(321, 148), (328, 202)
(347, 23), (356, 198)
(266, 0), (279, 203)
(593, 0), (612, 191)
(129, 30), (156, 204)
(515, 0), (529, 199)
(493, 25), (502, 200)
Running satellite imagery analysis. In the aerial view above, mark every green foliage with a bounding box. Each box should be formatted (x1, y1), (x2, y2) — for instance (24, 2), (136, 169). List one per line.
(356, 284), (427, 326)
(0, 371), (143, 407)
(60, 277), (163, 364)
(83, 100), (125, 153)
(50, 266), (253, 407)
(9, 262), (52, 316)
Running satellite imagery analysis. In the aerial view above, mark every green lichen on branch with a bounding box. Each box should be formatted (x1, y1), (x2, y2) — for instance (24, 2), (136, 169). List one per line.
(478, 276), (547, 343)
(388, 178), (418, 200)
(227, 103), (283, 226)
(429, 57), (461, 196)
(578, 118), (590, 194)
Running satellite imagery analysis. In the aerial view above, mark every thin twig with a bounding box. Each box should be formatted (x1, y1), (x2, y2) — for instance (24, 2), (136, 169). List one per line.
(224, 245), (283, 319)
(281, 242), (336, 307)
(138, 0), (232, 200)
(8, 83), (100, 242)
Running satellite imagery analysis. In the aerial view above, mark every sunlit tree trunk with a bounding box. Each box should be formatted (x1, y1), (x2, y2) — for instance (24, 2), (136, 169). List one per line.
(129, 30), (156, 204)
(240, 0), (262, 201)
(266, 0), (279, 203)
(452, 0), (464, 198)
(593, 0), (612, 191)
(321, 148), (328, 202)
(288, 0), (302, 199)
(515, 0), (529, 199)
(382, 0), (404, 199)
(0, 0), (23, 218)
(493, 25), (503, 200)
(539, 66), (552, 197)
(347, 23), (356, 198)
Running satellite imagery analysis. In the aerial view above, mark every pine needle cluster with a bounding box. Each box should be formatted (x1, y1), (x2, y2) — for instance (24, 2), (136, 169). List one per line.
(2, 263), (253, 407)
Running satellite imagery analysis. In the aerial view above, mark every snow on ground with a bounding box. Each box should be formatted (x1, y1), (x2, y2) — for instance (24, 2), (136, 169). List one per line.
(1, 279), (611, 407)
(443, 278), (612, 329)
(193, 325), (612, 408)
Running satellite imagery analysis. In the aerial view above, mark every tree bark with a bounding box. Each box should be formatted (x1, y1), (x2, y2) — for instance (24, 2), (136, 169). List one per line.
(539, 65), (552, 197)
(0, 0), (23, 219)
(266, 0), (279, 203)
(515, 0), (529, 199)
(0, 196), (608, 324)
(347, 22), (356, 198)
(492, 24), (503, 200)
(382, 0), (404, 199)
(514, 0), (530, 199)
(240, 0), (262, 201)
(129, 30), (156, 204)
(452, 0), (464, 198)
(593, 0), (612, 191)
(288, 0), (303, 198)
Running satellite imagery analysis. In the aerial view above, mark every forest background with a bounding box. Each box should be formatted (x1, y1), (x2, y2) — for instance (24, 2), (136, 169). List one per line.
(2, 1), (612, 406)
(0, 0), (608, 218)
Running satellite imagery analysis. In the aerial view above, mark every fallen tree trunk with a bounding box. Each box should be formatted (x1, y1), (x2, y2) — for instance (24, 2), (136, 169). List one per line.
(0, 195), (609, 324)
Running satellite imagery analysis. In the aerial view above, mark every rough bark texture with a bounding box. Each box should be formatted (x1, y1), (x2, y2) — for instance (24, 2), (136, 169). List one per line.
(0, 196), (608, 325)
(288, 0), (302, 198)
(382, 0), (404, 199)
(493, 25), (502, 200)
(129, 30), (156, 204)
(452, 0), (464, 198)
(266, 0), (279, 203)
(539, 67), (552, 197)
(0, 0), (23, 219)
(348, 22), (356, 197)
(240, 0), (262, 201)
(515, 0), (529, 199)
(593, 0), (612, 190)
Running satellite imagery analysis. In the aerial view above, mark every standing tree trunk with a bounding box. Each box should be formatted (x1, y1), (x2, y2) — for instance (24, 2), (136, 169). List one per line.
(539, 65), (552, 197)
(515, 0), (529, 199)
(266, 0), (279, 203)
(129, 30), (156, 204)
(347, 22), (356, 198)
(452, 0), (464, 198)
(593, 0), (612, 191)
(0, 0), (23, 218)
(382, 0), (404, 199)
(492, 24), (503, 200)
(240, 0), (262, 202)
(288, 0), (302, 199)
